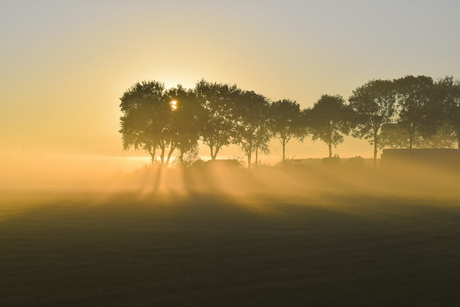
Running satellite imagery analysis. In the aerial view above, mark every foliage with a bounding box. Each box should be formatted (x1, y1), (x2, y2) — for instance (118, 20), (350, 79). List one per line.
(433, 76), (460, 149)
(172, 145), (201, 168)
(234, 90), (271, 168)
(305, 95), (353, 158)
(349, 79), (396, 165)
(167, 85), (204, 165)
(393, 75), (436, 149)
(269, 99), (306, 162)
(119, 81), (172, 165)
(194, 79), (240, 160)
(119, 76), (460, 166)
(378, 123), (410, 149)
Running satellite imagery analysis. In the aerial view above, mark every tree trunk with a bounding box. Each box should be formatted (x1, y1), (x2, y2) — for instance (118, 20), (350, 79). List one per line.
(148, 146), (156, 167)
(160, 147), (165, 165)
(328, 142), (332, 158)
(409, 124), (414, 149)
(212, 147), (220, 160)
(179, 150), (184, 165)
(457, 126), (460, 150)
(255, 147), (259, 168)
(373, 131), (378, 168)
(165, 145), (175, 166)
(282, 139), (286, 162)
(247, 151), (252, 169)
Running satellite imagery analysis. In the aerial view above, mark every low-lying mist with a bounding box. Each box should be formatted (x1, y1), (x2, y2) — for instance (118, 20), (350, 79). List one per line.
(2, 157), (460, 306)
(2, 154), (459, 196)
(2, 154), (459, 214)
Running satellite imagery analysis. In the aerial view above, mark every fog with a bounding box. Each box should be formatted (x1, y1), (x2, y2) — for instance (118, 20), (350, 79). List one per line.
(2, 153), (458, 210)
(2, 154), (460, 306)
(0, 154), (149, 189)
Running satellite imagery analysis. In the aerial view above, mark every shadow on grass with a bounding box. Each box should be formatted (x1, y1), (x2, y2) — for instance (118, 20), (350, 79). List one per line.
(1, 189), (460, 306)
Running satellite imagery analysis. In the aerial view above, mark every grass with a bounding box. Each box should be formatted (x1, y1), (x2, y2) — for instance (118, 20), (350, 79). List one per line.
(1, 168), (460, 306)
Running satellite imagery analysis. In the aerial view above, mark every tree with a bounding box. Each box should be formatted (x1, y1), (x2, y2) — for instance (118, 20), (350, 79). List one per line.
(194, 79), (239, 160)
(119, 81), (173, 166)
(378, 123), (410, 149)
(167, 85), (204, 165)
(349, 79), (396, 167)
(305, 95), (353, 158)
(269, 99), (306, 163)
(434, 76), (460, 149)
(394, 75), (435, 149)
(234, 90), (271, 168)
(416, 126), (457, 148)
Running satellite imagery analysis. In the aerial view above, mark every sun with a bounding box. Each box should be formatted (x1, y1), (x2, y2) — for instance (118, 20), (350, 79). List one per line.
(170, 100), (177, 110)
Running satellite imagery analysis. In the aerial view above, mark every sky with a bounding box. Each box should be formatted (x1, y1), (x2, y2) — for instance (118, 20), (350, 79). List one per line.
(1, 0), (460, 171)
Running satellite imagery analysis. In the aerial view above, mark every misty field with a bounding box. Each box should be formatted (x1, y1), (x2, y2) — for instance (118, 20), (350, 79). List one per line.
(1, 168), (460, 306)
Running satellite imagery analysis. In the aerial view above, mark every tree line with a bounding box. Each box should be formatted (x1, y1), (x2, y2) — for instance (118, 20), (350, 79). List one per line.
(119, 76), (460, 168)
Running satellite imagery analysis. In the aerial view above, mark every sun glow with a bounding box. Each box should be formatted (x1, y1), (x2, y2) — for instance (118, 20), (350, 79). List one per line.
(170, 100), (177, 110)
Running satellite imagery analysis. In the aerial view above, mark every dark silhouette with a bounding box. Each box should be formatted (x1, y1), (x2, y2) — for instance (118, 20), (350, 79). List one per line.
(194, 79), (239, 160)
(349, 79), (396, 167)
(119, 76), (460, 168)
(321, 155), (340, 167)
(305, 95), (353, 158)
(433, 76), (460, 149)
(269, 99), (306, 163)
(343, 156), (365, 169)
(119, 81), (174, 166)
(381, 148), (460, 170)
(233, 90), (271, 168)
(167, 85), (204, 165)
(393, 75), (435, 149)
(378, 122), (411, 149)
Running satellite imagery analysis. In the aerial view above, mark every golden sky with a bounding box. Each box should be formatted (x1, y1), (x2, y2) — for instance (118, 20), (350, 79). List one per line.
(1, 0), (460, 164)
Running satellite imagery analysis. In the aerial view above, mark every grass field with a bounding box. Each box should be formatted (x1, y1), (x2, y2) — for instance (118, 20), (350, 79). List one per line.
(1, 167), (460, 306)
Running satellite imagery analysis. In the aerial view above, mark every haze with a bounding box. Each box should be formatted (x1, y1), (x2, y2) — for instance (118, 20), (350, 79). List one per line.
(1, 3), (460, 305)
(2, 1), (460, 172)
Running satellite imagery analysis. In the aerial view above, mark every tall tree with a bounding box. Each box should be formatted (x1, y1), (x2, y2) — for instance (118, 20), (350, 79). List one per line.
(349, 79), (396, 167)
(119, 81), (172, 166)
(234, 90), (271, 168)
(434, 76), (460, 149)
(394, 75), (435, 149)
(194, 79), (239, 160)
(167, 85), (204, 165)
(269, 99), (306, 163)
(305, 95), (352, 158)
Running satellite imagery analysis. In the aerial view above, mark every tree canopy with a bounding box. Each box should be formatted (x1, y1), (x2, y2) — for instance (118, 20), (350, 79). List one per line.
(119, 76), (460, 169)
(349, 79), (396, 166)
(269, 99), (306, 162)
(394, 75), (435, 149)
(166, 85), (204, 165)
(119, 81), (173, 165)
(234, 90), (271, 168)
(305, 95), (353, 158)
(195, 79), (239, 160)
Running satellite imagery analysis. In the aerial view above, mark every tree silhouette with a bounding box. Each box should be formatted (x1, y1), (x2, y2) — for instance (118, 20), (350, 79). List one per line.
(119, 76), (459, 168)
(234, 90), (271, 168)
(167, 85), (204, 165)
(305, 95), (352, 158)
(195, 80), (239, 160)
(119, 81), (173, 166)
(269, 99), (306, 163)
(394, 75), (435, 149)
(434, 76), (460, 149)
(349, 79), (396, 167)
(378, 123), (410, 149)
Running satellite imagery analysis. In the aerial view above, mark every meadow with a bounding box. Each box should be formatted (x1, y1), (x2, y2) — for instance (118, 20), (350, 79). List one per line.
(1, 165), (460, 306)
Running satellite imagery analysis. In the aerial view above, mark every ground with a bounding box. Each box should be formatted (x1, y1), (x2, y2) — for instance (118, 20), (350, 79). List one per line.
(1, 167), (460, 306)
